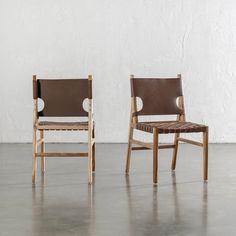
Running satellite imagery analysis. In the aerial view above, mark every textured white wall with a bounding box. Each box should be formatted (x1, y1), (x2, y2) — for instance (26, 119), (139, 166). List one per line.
(0, 0), (236, 143)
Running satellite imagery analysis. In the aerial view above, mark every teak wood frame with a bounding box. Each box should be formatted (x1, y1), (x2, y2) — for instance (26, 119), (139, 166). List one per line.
(125, 74), (208, 184)
(32, 75), (95, 184)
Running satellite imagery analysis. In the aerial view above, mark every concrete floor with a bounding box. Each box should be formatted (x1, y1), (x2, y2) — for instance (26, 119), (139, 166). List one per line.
(0, 143), (236, 236)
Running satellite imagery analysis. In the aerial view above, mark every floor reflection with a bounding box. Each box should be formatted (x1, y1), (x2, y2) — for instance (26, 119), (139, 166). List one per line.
(32, 175), (96, 236)
(125, 173), (208, 235)
(201, 183), (208, 236)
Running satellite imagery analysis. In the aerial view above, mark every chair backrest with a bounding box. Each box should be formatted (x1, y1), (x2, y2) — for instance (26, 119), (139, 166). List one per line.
(130, 75), (184, 116)
(33, 76), (92, 117)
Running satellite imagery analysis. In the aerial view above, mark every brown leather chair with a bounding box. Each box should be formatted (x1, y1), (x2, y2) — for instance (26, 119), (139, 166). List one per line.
(32, 75), (95, 184)
(125, 74), (208, 184)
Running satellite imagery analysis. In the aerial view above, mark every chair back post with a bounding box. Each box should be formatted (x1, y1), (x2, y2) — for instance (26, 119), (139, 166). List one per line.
(177, 74), (186, 122)
(88, 75), (93, 126)
(32, 75), (38, 127)
(130, 74), (138, 125)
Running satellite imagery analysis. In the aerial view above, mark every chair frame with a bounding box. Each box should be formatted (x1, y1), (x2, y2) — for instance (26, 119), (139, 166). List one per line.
(32, 75), (95, 184)
(125, 74), (208, 184)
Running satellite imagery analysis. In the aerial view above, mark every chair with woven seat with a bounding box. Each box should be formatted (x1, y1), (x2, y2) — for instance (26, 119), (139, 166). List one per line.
(125, 74), (208, 184)
(32, 75), (95, 184)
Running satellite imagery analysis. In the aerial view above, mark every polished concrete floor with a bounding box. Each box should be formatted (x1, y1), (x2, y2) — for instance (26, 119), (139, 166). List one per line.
(0, 143), (236, 236)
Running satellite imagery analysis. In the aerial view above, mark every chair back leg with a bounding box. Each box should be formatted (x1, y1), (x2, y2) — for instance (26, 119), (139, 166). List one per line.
(88, 114), (93, 184)
(40, 130), (45, 174)
(203, 128), (209, 180)
(32, 129), (37, 183)
(88, 143), (93, 184)
(88, 127), (93, 184)
(153, 128), (159, 184)
(92, 128), (95, 172)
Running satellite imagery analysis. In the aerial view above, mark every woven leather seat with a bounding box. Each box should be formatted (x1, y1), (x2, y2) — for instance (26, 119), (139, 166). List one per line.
(37, 121), (92, 130)
(135, 121), (207, 134)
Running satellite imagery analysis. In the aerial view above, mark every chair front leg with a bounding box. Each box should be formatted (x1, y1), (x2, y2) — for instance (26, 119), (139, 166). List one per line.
(88, 116), (93, 184)
(32, 129), (37, 183)
(125, 126), (134, 175)
(171, 133), (180, 170)
(40, 130), (45, 174)
(203, 128), (209, 181)
(153, 128), (159, 184)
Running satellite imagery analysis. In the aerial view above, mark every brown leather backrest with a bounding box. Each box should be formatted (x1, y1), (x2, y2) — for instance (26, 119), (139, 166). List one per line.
(34, 79), (92, 117)
(131, 78), (183, 116)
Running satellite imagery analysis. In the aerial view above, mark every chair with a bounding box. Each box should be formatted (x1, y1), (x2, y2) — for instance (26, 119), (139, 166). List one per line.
(125, 74), (208, 184)
(32, 75), (95, 184)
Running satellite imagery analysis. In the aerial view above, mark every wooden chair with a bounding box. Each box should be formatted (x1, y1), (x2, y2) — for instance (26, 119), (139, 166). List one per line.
(125, 74), (208, 184)
(32, 75), (95, 184)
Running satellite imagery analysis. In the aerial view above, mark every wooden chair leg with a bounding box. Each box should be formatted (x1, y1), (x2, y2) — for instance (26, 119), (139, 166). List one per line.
(203, 128), (208, 181)
(32, 129), (37, 183)
(40, 130), (45, 175)
(171, 133), (180, 170)
(92, 127), (95, 172)
(153, 128), (159, 184)
(125, 126), (134, 174)
(88, 129), (93, 184)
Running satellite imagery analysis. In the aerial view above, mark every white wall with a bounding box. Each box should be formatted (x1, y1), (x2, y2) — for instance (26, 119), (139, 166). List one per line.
(0, 0), (236, 143)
